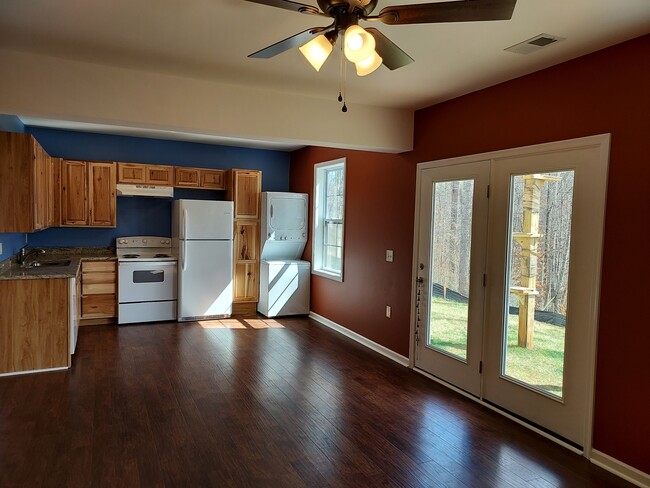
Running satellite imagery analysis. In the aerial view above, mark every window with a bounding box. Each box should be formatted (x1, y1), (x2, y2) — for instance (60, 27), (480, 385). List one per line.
(313, 158), (346, 281)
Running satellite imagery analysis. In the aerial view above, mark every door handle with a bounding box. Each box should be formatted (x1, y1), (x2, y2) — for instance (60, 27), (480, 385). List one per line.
(182, 244), (187, 272)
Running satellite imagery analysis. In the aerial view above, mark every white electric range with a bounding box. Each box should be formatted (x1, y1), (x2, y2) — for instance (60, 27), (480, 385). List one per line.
(116, 236), (178, 325)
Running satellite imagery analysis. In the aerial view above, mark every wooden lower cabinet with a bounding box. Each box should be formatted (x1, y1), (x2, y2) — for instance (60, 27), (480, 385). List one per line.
(0, 278), (69, 374)
(80, 260), (117, 322)
(233, 262), (259, 303)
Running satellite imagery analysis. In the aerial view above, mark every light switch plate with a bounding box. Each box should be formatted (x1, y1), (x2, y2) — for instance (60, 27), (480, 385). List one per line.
(385, 305), (391, 318)
(386, 249), (394, 262)
(0, 243), (3, 255)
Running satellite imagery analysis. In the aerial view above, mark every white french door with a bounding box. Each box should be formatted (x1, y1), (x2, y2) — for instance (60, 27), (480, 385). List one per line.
(414, 161), (489, 397)
(412, 135), (609, 449)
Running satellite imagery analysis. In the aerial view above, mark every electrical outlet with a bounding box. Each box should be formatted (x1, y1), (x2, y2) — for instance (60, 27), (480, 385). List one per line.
(385, 249), (394, 262)
(385, 305), (391, 318)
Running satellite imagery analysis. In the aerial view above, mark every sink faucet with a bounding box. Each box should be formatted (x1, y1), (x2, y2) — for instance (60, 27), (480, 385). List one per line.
(18, 247), (45, 266)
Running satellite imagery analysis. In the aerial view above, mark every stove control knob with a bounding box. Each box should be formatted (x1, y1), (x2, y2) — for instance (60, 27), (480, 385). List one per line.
(143, 239), (148, 244)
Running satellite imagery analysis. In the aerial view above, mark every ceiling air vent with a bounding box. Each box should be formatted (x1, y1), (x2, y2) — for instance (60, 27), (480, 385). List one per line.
(505, 34), (565, 55)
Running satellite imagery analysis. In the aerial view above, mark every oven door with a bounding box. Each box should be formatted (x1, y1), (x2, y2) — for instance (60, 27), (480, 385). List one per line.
(118, 261), (177, 303)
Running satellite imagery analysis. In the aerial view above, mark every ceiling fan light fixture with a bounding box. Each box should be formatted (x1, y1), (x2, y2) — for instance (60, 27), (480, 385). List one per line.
(299, 34), (334, 71)
(343, 25), (376, 63)
(355, 50), (382, 76)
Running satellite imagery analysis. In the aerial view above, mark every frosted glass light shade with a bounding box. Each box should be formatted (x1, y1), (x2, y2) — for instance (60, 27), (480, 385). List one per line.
(355, 51), (383, 76)
(299, 35), (333, 71)
(344, 25), (375, 63)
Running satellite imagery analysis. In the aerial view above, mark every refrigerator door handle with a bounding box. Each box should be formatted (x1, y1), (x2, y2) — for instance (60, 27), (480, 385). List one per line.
(182, 209), (188, 239)
(182, 242), (187, 272)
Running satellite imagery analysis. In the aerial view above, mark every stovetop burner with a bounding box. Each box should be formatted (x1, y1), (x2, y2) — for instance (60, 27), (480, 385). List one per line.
(116, 236), (177, 262)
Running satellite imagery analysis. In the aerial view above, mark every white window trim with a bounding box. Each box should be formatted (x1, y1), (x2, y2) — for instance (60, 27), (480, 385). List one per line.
(312, 158), (346, 282)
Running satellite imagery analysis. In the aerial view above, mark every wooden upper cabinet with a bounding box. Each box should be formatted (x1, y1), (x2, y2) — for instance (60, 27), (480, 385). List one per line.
(174, 167), (200, 188)
(62, 160), (116, 227)
(117, 162), (146, 184)
(88, 162), (116, 227)
(0, 132), (57, 232)
(228, 169), (262, 219)
(175, 167), (226, 189)
(61, 160), (88, 226)
(117, 162), (173, 186)
(146, 165), (173, 185)
(200, 169), (225, 190)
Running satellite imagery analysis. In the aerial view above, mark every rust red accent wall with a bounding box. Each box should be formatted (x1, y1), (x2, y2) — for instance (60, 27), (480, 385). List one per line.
(290, 147), (416, 357)
(290, 34), (650, 474)
(407, 35), (650, 473)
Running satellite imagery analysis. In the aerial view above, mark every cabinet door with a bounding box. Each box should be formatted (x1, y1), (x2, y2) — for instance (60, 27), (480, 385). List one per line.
(234, 220), (258, 261)
(117, 162), (146, 183)
(49, 157), (61, 227)
(88, 162), (116, 227)
(200, 169), (225, 189)
(174, 167), (200, 187)
(61, 160), (88, 226)
(146, 165), (174, 186)
(232, 170), (261, 219)
(33, 142), (48, 230)
(234, 262), (259, 302)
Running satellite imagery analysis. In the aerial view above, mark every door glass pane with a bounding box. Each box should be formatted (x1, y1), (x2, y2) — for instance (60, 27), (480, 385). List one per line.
(503, 171), (574, 399)
(428, 179), (474, 361)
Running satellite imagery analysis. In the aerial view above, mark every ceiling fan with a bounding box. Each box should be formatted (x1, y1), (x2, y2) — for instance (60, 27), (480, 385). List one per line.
(246, 0), (518, 75)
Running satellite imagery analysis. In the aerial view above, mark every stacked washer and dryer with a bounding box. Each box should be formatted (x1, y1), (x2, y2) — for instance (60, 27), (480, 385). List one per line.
(258, 192), (311, 317)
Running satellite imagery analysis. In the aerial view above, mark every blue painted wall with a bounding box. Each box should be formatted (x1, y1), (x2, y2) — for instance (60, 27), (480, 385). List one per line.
(0, 114), (24, 133)
(0, 114), (27, 260)
(22, 128), (291, 248)
(0, 233), (26, 262)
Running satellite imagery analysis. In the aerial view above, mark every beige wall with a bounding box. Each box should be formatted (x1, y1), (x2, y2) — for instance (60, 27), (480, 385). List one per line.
(0, 48), (413, 153)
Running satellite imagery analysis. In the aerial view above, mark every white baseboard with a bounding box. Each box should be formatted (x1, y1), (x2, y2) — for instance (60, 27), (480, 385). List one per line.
(0, 366), (68, 378)
(591, 450), (650, 488)
(309, 312), (409, 367)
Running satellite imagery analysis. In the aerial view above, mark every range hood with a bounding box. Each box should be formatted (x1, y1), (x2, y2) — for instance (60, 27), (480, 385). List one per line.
(116, 184), (174, 198)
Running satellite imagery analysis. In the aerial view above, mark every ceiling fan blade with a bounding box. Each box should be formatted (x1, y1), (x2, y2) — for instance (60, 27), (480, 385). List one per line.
(377, 0), (516, 25)
(366, 28), (414, 70)
(244, 0), (321, 15)
(249, 27), (328, 58)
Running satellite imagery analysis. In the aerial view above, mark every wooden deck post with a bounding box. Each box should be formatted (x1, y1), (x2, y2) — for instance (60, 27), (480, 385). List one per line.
(511, 174), (559, 349)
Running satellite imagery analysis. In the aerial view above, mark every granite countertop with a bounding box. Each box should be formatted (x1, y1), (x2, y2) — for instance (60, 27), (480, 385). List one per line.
(0, 247), (116, 281)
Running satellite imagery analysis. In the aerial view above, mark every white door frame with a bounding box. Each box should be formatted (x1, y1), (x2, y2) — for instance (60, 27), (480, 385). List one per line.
(409, 133), (610, 457)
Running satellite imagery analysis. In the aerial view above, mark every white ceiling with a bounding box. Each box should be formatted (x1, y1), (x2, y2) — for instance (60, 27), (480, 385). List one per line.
(1, 0), (649, 148)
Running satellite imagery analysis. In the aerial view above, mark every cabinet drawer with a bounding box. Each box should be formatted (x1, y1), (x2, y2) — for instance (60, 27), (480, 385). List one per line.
(82, 261), (116, 273)
(82, 294), (116, 318)
(82, 282), (116, 295)
(81, 271), (116, 284)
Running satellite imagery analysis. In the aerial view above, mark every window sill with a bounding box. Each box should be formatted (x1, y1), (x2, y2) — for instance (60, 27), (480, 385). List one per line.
(312, 268), (343, 283)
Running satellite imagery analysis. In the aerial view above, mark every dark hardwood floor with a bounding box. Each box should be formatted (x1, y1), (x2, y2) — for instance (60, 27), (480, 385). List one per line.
(0, 316), (632, 487)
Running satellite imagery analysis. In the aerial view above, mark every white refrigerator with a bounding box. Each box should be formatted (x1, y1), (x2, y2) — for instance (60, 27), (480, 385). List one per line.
(172, 199), (234, 321)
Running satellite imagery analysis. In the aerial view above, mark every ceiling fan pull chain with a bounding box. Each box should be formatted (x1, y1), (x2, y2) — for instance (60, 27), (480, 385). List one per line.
(341, 43), (348, 113)
(338, 40), (344, 103)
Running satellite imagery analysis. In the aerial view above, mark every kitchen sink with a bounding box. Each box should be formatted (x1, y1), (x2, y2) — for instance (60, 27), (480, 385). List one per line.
(23, 259), (72, 268)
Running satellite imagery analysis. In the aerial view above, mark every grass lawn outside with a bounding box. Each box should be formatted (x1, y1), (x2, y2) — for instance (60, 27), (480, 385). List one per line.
(429, 297), (565, 397)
